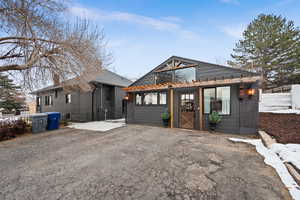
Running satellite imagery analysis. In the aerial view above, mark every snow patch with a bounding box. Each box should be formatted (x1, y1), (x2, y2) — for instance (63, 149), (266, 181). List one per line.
(271, 143), (300, 171)
(263, 109), (300, 114)
(229, 138), (300, 200)
(67, 120), (125, 132)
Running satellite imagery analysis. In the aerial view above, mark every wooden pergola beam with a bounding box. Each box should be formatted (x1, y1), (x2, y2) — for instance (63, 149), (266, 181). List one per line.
(155, 64), (198, 73)
(123, 76), (260, 92)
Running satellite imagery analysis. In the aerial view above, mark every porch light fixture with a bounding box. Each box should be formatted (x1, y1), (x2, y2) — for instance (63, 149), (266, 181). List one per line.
(247, 89), (255, 96)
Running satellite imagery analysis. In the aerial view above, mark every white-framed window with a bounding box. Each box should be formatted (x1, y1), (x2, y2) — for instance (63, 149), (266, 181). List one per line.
(143, 92), (158, 105)
(45, 95), (53, 106)
(204, 86), (230, 115)
(66, 94), (71, 104)
(159, 92), (167, 105)
(37, 97), (41, 106)
(135, 93), (142, 105)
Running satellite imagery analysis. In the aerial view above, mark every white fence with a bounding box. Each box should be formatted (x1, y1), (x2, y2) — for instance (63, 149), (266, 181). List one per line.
(259, 85), (300, 112)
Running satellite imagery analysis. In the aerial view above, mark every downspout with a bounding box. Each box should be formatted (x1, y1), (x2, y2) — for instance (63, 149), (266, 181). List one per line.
(91, 85), (96, 121)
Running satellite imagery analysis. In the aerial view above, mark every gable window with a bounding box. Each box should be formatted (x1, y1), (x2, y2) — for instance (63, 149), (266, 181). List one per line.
(66, 94), (71, 104)
(204, 86), (230, 115)
(156, 71), (173, 84)
(159, 92), (167, 105)
(135, 93), (142, 105)
(155, 67), (196, 84)
(143, 92), (158, 105)
(45, 95), (53, 106)
(174, 67), (196, 83)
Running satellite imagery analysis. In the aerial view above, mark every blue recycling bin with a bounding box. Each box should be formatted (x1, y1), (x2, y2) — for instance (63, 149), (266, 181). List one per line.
(46, 112), (61, 130)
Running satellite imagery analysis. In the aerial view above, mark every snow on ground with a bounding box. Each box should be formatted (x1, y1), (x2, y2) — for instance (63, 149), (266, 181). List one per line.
(0, 116), (21, 122)
(67, 120), (125, 132)
(229, 138), (300, 200)
(263, 109), (300, 114)
(271, 143), (300, 171)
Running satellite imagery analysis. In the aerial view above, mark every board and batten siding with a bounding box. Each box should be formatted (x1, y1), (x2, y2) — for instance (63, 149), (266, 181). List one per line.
(126, 57), (259, 134)
(126, 91), (168, 127)
(37, 84), (127, 122)
(131, 62), (254, 87)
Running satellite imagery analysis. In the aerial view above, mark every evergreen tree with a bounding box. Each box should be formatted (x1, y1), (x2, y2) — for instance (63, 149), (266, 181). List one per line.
(0, 73), (25, 114)
(230, 14), (300, 90)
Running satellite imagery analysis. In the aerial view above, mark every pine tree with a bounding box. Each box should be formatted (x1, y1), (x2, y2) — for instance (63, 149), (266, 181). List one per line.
(0, 73), (25, 114)
(230, 14), (300, 90)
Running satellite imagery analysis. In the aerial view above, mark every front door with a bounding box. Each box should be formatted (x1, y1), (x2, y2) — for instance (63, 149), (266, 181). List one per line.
(179, 93), (195, 129)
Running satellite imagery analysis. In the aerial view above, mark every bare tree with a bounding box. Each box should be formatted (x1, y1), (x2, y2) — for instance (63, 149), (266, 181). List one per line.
(0, 0), (109, 91)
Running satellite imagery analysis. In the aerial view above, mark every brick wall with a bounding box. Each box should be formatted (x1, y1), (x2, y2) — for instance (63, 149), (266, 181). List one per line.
(259, 113), (300, 144)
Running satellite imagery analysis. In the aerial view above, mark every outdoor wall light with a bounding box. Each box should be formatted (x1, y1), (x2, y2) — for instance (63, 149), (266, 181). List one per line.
(247, 88), (255, 96)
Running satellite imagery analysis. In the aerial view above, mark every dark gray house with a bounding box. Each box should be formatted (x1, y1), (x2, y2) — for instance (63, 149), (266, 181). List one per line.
(32, 69), (132, 122)
(124, 56), (260, 134)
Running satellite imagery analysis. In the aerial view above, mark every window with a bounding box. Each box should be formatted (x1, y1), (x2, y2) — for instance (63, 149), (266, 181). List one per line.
(204, 88), (215, 114)
(65, 113), (71, 120)
(155, 71), (173, 84)
(216, 87), (230, 115)
(159, 92), (167, 105)
(175, 67), (196, 83)
(36, 97), (41, 106)
(45, 95), (53, 106)
(143, 92), (158, 105)
(55, 90), (58, 98)
(66, 94), (71, 104)
(181, 93), (195, 112)
(204, 86), (230, 115)
(135, 93), (142, 105)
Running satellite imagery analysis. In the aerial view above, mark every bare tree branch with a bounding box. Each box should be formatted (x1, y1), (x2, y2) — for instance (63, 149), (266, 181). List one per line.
(0, 0), (111, 91)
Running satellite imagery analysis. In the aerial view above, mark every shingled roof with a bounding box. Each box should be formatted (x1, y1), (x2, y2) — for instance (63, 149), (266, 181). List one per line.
(32, 69), (132, 94)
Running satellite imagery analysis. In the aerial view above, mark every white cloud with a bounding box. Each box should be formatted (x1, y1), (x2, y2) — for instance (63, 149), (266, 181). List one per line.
(219, 0), (240, 5)
(69, 5), (199, 40)
(162, 16), (184, 23)
(220, 24), (246, 38)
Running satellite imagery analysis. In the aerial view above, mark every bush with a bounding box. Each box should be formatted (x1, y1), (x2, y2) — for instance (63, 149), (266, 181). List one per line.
(209, 111), (222, 124)
(0, 119), (29, 141)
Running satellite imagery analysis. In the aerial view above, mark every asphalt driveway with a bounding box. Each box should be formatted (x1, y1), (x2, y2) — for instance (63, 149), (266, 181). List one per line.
(0, 125), (291, 200)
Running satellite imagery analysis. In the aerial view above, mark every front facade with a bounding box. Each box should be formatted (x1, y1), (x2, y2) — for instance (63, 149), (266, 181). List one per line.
(33, 70), (132, 122)
(124, 56), (260, 134)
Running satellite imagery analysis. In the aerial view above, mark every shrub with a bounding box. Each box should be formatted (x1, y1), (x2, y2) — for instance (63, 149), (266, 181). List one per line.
(209, 111), (222, 124)
(161, 111), (170, 120)
(0, 119), (29, 141)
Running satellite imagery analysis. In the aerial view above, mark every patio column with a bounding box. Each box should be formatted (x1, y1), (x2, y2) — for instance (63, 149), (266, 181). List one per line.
(199, 87), (204, 130)
(169, 88), (174, 128)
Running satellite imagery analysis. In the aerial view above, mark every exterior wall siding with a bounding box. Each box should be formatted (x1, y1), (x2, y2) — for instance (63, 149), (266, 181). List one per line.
(131, 61), (254, 87)
(125, 57), (259, 134)
(114, 87), (126, 119)
(126, 91), (168, 126)
(37, 84), (126, 122)
(203, 85), (240, 133)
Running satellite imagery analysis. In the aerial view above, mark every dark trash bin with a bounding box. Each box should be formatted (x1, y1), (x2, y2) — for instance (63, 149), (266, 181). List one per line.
(46, 112), (61, 130)
(30, 113), (48, 133)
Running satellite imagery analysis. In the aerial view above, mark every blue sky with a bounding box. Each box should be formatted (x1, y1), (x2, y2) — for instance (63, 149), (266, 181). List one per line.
(69, 0), (300, 80)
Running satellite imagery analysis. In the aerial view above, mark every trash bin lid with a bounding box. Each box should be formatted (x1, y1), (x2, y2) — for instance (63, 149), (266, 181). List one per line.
(30, 113), (48, 118)
(45, 112), (60, 115)
(45, 112), (61, 119)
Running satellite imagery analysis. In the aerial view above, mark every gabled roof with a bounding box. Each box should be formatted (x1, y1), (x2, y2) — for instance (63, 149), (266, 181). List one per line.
(92, 69), (132, 87)
(130, 55), (258, 87)
(32, 69), (132, 94)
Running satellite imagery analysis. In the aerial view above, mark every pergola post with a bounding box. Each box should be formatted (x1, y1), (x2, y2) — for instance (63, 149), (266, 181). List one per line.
(169, 88), (174, 128)
(199, 87), (204, 130)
